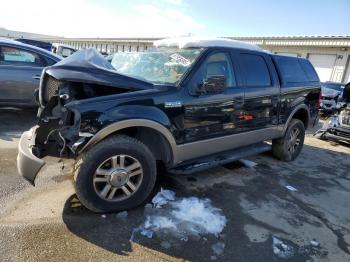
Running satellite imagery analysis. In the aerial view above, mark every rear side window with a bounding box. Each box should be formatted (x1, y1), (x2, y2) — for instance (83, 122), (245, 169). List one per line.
(274, 56), (314, 83)
(239, 54), (271, 87)
(0, 46), (45, 67)
(299, 59), (319, 82)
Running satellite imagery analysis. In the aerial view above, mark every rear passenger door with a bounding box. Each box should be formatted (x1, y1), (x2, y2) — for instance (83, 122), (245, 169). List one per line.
(236, 51), (279, 131)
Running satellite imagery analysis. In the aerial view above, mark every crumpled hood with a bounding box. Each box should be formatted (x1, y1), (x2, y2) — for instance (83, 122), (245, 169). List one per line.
(321, 87), (341, 98)
(54, 48), (115, 70)
(45, 48), (154, 90)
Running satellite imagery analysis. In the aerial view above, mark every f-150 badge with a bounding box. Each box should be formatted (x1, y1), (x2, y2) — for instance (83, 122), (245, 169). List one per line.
(165, 101), (182, 108)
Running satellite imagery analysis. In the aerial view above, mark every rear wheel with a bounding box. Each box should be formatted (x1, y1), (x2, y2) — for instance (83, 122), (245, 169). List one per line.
(272, 119), (305, 161)
(74, 135), (156, 213)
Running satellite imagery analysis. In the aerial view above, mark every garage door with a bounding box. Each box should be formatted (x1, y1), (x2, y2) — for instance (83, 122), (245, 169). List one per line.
(308, 54), (337, 82)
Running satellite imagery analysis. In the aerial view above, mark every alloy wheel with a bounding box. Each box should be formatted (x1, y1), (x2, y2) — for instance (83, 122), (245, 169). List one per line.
(93, 154), (143, 202)
(287, 127), (301, 154)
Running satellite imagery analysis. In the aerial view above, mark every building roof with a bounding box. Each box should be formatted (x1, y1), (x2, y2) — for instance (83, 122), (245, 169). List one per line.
(227, 35), (350, 47)
(153, 37), (263, 51)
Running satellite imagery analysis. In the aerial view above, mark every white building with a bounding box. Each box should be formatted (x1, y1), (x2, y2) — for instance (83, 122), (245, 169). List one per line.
(45, 35), (350, 83)
(2, 28), (349, 83)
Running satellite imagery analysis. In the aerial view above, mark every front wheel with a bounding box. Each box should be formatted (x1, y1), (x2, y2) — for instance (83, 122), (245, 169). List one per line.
(272, 119), (305, 161)
(74, 135), (157, 213)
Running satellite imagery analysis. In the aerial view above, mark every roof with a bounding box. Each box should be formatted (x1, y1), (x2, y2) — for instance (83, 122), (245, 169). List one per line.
(153, 37), (263, 51)
(0, 37), (61, 60)
(52, 43), (77, 50)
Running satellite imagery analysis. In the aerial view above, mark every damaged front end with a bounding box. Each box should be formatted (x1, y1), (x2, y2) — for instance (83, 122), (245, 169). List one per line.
(17, 49), (153, 185)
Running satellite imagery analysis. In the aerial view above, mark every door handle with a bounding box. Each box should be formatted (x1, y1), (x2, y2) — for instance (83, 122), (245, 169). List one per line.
(32, 75), (41, 80)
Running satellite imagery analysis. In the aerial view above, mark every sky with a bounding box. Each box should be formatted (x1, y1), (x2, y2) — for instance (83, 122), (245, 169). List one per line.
(0, 0), (349, 38)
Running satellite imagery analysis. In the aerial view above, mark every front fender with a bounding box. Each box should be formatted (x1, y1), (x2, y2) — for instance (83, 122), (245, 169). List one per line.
(78, 106), (178, 159)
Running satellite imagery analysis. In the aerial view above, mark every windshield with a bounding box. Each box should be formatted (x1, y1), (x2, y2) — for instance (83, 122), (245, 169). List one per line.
(322, 83), (345, 91)
(111, 48), (203, 84)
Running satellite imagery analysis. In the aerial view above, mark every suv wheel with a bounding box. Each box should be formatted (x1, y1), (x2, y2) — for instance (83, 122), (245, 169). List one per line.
(272, 119), (305, 161)
(74, 135), (156, 213)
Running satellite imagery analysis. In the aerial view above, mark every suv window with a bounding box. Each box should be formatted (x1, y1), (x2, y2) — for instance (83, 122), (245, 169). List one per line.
(239, 54), (271, 87)
(274, 56), (309, 83)
(189, 52), (236, 92)
(299, 59), (319, 82)
(61, 47), (76, 58)
(0, 46), (45, 67)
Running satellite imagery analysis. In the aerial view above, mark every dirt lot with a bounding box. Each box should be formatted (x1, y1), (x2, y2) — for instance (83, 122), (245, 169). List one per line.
(0, 109), (349, 262)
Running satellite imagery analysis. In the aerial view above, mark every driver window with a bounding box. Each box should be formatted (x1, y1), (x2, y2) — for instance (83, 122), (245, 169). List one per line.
(189, 52), (236, 93)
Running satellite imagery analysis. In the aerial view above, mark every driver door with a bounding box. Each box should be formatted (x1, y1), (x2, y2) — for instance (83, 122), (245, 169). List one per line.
(183, 50), (244, 143)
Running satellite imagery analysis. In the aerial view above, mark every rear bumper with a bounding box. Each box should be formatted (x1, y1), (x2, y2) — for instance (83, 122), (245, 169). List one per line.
(17, 126), (45, 185)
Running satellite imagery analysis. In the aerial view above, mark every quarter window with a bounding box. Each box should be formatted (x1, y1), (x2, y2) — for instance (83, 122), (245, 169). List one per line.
(0, 46), (45, 67)
(239, 54), (271, 87)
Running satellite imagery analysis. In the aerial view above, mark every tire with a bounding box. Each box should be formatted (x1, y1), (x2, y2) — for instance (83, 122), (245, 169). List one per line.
(272, 119), (305, 162)
(74, 135), (157, 213)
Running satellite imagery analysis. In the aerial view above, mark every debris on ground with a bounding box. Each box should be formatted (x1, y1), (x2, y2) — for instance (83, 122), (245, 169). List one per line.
(132, 189), (227, 242)
(285, 185), (298, 192)
(101, 214), (107, 219)
(239, 159), (257, 168)
(211, 242), (225, 255)
(310, 240), (320, 247)
(116, 211), (128, 220)
(272, 236), (294, 259)
(152, 188), (176, 208)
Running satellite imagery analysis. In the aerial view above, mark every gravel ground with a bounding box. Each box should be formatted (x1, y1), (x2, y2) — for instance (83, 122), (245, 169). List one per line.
(0, 109), (349, 262)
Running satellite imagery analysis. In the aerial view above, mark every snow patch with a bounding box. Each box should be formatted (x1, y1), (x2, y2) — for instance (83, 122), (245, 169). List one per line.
(133, 189), (226, 242)
(272, 237), (294, 259)
(285, 185), (298, 192)
(154, 36), (263, 52)
(152, 188), (176, 208)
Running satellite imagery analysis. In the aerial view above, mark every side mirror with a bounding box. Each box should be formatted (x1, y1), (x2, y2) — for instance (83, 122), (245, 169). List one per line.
(199, 75), (226, 94)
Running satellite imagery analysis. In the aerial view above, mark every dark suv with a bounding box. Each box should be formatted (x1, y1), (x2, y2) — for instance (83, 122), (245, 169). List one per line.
(17, 38), (320, 213)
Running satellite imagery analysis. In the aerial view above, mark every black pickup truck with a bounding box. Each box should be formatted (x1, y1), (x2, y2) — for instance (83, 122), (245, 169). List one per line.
(17, 38), (320, 213)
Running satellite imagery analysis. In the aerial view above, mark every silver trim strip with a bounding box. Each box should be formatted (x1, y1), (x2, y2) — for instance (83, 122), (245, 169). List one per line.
(175, 127), (281, 163)
(80, 119), (283, 166)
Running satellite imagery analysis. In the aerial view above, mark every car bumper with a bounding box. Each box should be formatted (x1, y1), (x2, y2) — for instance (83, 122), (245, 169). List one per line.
(323, 126), (350, 143)
(17, 126), (45, 185)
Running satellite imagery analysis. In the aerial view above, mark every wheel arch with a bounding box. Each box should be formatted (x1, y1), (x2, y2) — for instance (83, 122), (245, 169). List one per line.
(282, 104), (310, 135)
(79, 119), (177, 166)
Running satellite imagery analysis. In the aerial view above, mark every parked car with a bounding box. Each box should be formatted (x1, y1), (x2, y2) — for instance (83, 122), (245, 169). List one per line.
(315, 82), (350, 143)
(15, 38), (52, 52)
(0, 38), (61, 107)
(17, 37), (321, 213)
(320, 81), (346, 113)
(52, 43), (77, 58)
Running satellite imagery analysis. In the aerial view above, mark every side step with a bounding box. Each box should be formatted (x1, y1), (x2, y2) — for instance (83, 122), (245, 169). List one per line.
(168, 142), (271, 175)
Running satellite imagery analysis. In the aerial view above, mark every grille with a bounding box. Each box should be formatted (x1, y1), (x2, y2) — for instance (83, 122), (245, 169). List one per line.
(42, 75), (63, 103)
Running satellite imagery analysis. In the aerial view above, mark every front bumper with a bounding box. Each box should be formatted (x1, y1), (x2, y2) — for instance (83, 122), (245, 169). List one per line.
(17, 126), (45, 185)
(322, 126), (350, 143)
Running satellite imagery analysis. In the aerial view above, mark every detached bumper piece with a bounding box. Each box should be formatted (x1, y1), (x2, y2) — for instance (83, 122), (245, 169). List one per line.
(17, 127), (45, 185)
(323, 126), (350, 143)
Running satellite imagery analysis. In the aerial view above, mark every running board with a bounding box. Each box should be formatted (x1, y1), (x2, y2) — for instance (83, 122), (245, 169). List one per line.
(168, 142), (271, 175)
